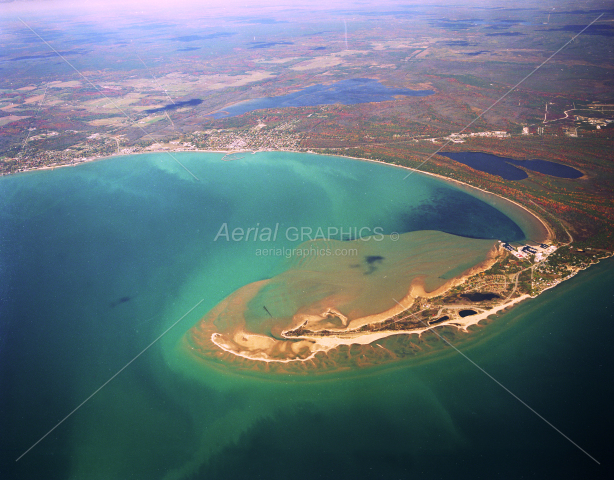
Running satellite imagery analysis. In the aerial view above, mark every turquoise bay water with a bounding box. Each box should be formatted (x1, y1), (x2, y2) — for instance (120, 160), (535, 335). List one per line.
(1, 152), (611, 479)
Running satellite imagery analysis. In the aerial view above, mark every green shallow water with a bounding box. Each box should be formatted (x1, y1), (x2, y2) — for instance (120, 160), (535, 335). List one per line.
(1, 152), (610, 479)
(201, 231), (496, 346)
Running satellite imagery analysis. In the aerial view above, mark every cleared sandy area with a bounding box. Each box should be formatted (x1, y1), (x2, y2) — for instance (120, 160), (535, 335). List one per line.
(48, 80), (82, 88)
(24, 94), (46, 105)
(291, 50), (368, 71)
(0, 115), (30, 126)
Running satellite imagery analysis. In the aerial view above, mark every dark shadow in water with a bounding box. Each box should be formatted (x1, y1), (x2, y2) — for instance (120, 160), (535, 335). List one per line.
(110, 296), (132, 308)
(364, 255), (384, 275)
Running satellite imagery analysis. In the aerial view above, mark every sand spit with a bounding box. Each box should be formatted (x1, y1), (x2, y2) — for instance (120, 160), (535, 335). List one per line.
(192, 241), (521, 365)
(206, 292), (531, 364)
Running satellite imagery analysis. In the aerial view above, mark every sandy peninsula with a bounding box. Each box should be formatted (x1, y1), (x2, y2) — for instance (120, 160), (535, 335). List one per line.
(188, 235), (534, 365)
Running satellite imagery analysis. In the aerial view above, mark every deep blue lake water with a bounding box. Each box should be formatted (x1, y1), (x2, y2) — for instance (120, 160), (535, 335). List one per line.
(440, 151), (584, 180)
(211, 78), (434, 118)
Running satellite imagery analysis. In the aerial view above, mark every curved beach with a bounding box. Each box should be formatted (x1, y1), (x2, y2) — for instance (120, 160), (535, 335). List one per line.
(14, 147), (553, 245)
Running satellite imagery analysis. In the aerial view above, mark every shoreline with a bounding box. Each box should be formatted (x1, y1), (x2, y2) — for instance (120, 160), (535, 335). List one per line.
(295, 294), (532, 349)
(208, 293), (532, 364)
(6, 147), (553, 243)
